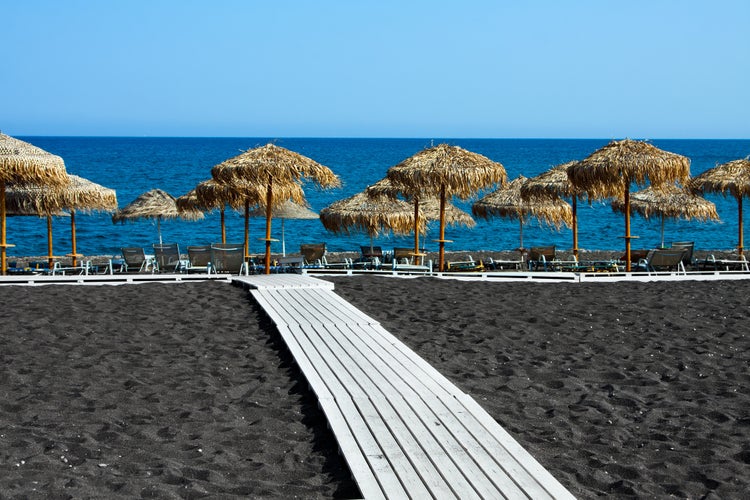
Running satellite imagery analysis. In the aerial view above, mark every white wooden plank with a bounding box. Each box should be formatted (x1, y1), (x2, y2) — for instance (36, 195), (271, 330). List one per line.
(249, 289), (293, 327)
(313, 324), (476, 498)
(328, 324), (508, 498)
(318, 320), (550, 497)
(317, 397), (387, 500)
(269, 324), (334, 401)
(352, 397), (434, 499)
(249, 285), (574, 499)
(335, 396), (412, 499)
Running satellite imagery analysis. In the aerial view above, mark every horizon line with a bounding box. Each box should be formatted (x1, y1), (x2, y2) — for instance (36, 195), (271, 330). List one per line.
(11, 134), (750, 141)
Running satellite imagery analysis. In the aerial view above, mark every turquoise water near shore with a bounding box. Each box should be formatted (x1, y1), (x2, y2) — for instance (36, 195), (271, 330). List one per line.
(10, 137), (750, 258)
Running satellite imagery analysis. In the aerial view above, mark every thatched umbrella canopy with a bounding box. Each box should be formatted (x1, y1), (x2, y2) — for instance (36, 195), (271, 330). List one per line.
(0, 133), (70, 273)
(190, 175), (307, 255)
(6, 175), (117, 267)
(386, 143), (506, 271)
(320, 190), (425, 253)
(521, 161), (585, 258)
(176, 179), (242, 245)
(113, 188), (203, 244)
(211, 143), (340, 273)
(366, 177), (475, 254)
(568, 139), (691, 270)
(687, 158), (750, 255)
(248, 200), (318, 256)
(611, 183), (719, 248)
(473, 175), (573, 251)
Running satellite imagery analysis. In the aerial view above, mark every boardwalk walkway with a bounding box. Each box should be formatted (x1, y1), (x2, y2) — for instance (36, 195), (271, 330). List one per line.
(235, 274), (575, 500)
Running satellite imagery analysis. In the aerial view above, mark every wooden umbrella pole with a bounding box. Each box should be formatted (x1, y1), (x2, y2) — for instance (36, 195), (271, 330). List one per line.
(1, 181), (6, 275)
(519, 218), (524, 249)
(738, 196), (744, 257)
(413, 198), (420, 256)
(264, 177), (273, 275)
(438, 184), (446, 272)
(572, 197), (578, 259)
(244, 200), (250, 262)
(625, 186), (632, 272)
(221, 208), (226, 244)
(47, 215), (54, 270)
(660, 215), (666, 249)
(71, 210), (78, 267)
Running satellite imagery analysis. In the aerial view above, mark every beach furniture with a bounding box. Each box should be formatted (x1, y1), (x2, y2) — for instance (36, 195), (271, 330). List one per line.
(527, 245), (556, 271)
(153, 243), (183, 273)
(445, 255), (483, 271)
(119, 247), (154, 273)
(355, 245), (383, 269)
(300, 243), (326, 268)
(697, 253), (749, 271)
(636, 248), (687, 274)
(670, 241), (695, 268)
(185, 245), (213, 274)
(616, 248), (649, 271)
(484, 256), (524, 270)
(210, 243), (249, 275)
(391, 247), (432, 273)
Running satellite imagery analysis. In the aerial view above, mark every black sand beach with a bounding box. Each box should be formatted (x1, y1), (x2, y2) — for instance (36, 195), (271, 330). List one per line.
(2, 277), (749, 498)
(0, 281), (358, 499)
(329, 276), (750, 498)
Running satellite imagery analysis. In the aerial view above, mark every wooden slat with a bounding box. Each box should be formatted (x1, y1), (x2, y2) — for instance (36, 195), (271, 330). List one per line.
(247, 279), (575, 499)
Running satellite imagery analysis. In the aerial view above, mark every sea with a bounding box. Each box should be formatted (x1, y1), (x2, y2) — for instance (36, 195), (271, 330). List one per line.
(10, 137), (750, 259)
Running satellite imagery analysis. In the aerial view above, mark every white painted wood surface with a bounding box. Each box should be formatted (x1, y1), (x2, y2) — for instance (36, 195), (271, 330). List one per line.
(239, 274), (575, 499)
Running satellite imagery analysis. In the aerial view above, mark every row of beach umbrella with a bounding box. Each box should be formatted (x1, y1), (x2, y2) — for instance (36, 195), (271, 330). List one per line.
(2, 131), (749, 275)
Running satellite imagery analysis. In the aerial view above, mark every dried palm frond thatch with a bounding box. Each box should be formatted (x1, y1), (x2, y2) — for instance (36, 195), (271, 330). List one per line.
(386, 143), (506, 270)
(521, 161), (584, 257)
(473, 176), (573, 250)
(0, 133), (69, 186)
(0, 133), (71, 273)
(687, 158), (750, 255)
(113, 189), (203, 244)
(612, 183), (719, 248)
(320, 191), (424, 238)
(113, 189), (203, 223)
(366, 177), (475, 254)
(6, 174), (116, 214)
(211, 143), (340, 273)
(567, 139), (691, 270)
(6, 175), (117, 266)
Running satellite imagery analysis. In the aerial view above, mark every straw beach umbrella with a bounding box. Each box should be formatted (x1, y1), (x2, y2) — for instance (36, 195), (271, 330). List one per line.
(473, 175), (573, 251)
(568, 139), (690, 271)
(320, 190), (425, 252)
(211, 143), (340, 274)
(386, 143), (507, 271)
(611, 184), (719, 248)
(0, 133), (70, 273)
(366, 177), (475, 256)
(177, 179), (244, 244)
(521, 161), (585, 258)
(113, 188), (203, 244)
(6, 174), (117, 267)
(249, 200), (319, 256)
(688, 158), (750, 256)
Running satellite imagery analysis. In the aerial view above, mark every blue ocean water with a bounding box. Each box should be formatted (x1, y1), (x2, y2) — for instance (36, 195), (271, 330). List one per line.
(9, 137), (750, 258)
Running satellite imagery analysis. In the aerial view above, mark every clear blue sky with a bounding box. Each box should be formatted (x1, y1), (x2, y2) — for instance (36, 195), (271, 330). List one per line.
(3, 0), (748, 138)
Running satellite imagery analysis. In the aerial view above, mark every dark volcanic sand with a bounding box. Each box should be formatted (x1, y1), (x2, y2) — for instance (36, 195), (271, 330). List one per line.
(326, 276), (750, 499)
(0, 281), (359, 499)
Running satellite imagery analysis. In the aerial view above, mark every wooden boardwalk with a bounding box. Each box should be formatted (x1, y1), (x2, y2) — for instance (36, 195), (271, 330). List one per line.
(235, 274), (575, 499)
